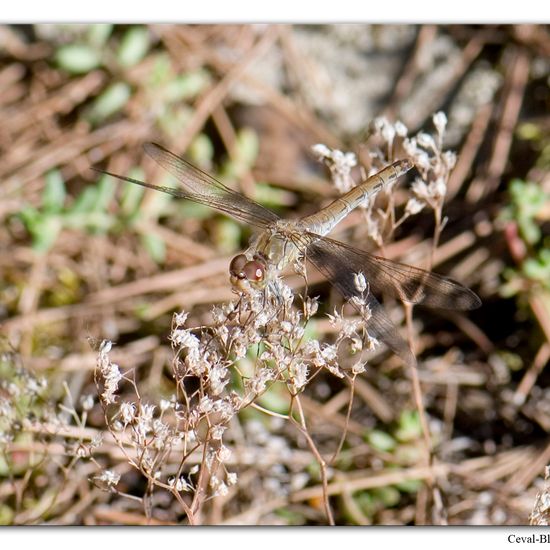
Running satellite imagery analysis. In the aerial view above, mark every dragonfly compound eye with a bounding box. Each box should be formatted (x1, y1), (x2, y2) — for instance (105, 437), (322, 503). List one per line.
(243, 260), (265, 282)
(229, 254), (248, 279)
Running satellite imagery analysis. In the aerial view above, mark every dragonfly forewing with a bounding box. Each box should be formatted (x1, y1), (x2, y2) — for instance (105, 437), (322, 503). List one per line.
(97, 142), (280, 228)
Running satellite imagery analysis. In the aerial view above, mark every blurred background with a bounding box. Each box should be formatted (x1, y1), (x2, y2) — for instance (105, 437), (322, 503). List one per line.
(1, 24), (549, 525)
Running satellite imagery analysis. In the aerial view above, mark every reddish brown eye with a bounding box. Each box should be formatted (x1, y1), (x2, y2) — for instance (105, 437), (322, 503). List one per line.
(229, 254), (248, 279)
(243, 260), (265, 282)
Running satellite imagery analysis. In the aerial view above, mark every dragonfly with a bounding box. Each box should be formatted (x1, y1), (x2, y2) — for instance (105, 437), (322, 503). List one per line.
(97, 143), (481, 366)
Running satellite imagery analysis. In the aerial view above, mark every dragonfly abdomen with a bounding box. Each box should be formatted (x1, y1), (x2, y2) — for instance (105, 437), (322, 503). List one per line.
(301, 159), (414, 236)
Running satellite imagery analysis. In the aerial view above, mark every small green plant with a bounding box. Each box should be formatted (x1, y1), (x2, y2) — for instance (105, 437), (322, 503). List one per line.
(19, 170), (116, 253)
(500, 178), (550, 296)
(17, 167), (166, 263)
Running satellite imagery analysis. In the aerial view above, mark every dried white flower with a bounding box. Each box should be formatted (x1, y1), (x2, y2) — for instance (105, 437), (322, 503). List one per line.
(431, 177), (447, 200)
(405, 197), (426, 216)
(381, 122), (396, 144)
(353, 272), (367, 294)
(120, 402), (136, 424)
(212, 398), (235, 421)
(100, 340), (113, 354)
(442, 150), (457, 170)
(226, 472), (238, 486)
(417, 132), (436, 151)
(96, 344), (122, 405)
(311, 143), (331, 158)
(159, 398), (172, 412)
(367, 335), (380, 351)
(394, 120), (408, 137)
(80, 394), (94, 412)
(198, 396), (214, 414)
(171, 328), (199, 350)
(169, 476), (192, 492)
(217, 445), (232, 462)
(412, 178), (431, 201)
(290, 362), (309, 391)
(350, 337), (363, 354)
(304, 296), (319, 318)
(433, 111), (448, 136)
(209, 365), (229, 396)
(248, 367), (275, 394)
(96, 469), (120, 488)
(210, 425), (226, 440)
(174, 311), (189, 327)
(313, 143), (357, 193)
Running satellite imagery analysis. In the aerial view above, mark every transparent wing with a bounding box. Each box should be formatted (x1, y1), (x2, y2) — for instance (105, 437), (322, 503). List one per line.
(290, 232), (481, 365)
(298, 233), (481, 310)
(96, 142), (280, 228)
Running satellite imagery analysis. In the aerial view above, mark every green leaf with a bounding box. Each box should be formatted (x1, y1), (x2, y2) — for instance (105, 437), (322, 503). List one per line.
(117, 26), (150, 68)
(222, 128), (259, 180)
(63, 211), (115, 233)
(394, 478), (422, 493)
(254, 182), (294, 210)
(365, 429), (396, 452)
(523, 253), (550, 284)
(43, 170), (66, 213)
(371, 486), (401, 507)
(258, 383), (290, 414)
(212, 218), (242, 254)
(517, 122), (541, 141)
(518, 216), (541, 245)
(31, 216), (63, 253)
(274, 507), (306, 525)
(164, 69), (210, 102)
(149, 53), (172, 85)
(394, 410), (422, 442)
(120, 175), (145, 218)
(71, 186), (99, 214)
(87, 24), (113, 48)
(87, 82), (131, 124)
(18, 206), (39, 228)
(92, 174), (117, 212)
(235, 128), (259, 168)
(158, 105), (193, 138)
(55, 44), (102, 74)
(141, 233), (166, 264)
(188, 134), (214, 166)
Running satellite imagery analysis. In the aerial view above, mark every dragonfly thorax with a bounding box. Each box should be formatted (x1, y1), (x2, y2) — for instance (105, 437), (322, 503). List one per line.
(229, 220), (307, 293)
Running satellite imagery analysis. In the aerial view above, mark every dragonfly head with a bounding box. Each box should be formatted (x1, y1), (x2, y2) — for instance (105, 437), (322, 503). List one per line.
(229, 253), (267, 292)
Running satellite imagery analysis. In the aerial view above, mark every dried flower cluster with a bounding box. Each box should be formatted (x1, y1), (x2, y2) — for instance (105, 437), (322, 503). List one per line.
(93, 272), (371, 515)
(0, 346), (48, 446)
(313, 112), (454, 249)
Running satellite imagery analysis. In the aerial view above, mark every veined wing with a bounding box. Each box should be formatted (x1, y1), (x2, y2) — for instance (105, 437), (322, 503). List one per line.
(297, 233), (481, 310)
(96, 142), (280, 228)
(294, 232), (416, 366)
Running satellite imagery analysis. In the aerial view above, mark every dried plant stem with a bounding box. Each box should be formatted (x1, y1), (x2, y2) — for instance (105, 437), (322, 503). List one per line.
(290, 395), (335, 525)
(330, 377), (356, 465)
(404, 303), (435, 480)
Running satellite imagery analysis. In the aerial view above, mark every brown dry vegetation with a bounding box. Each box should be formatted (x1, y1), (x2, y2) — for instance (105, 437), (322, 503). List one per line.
(1, 24), (550, 525)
